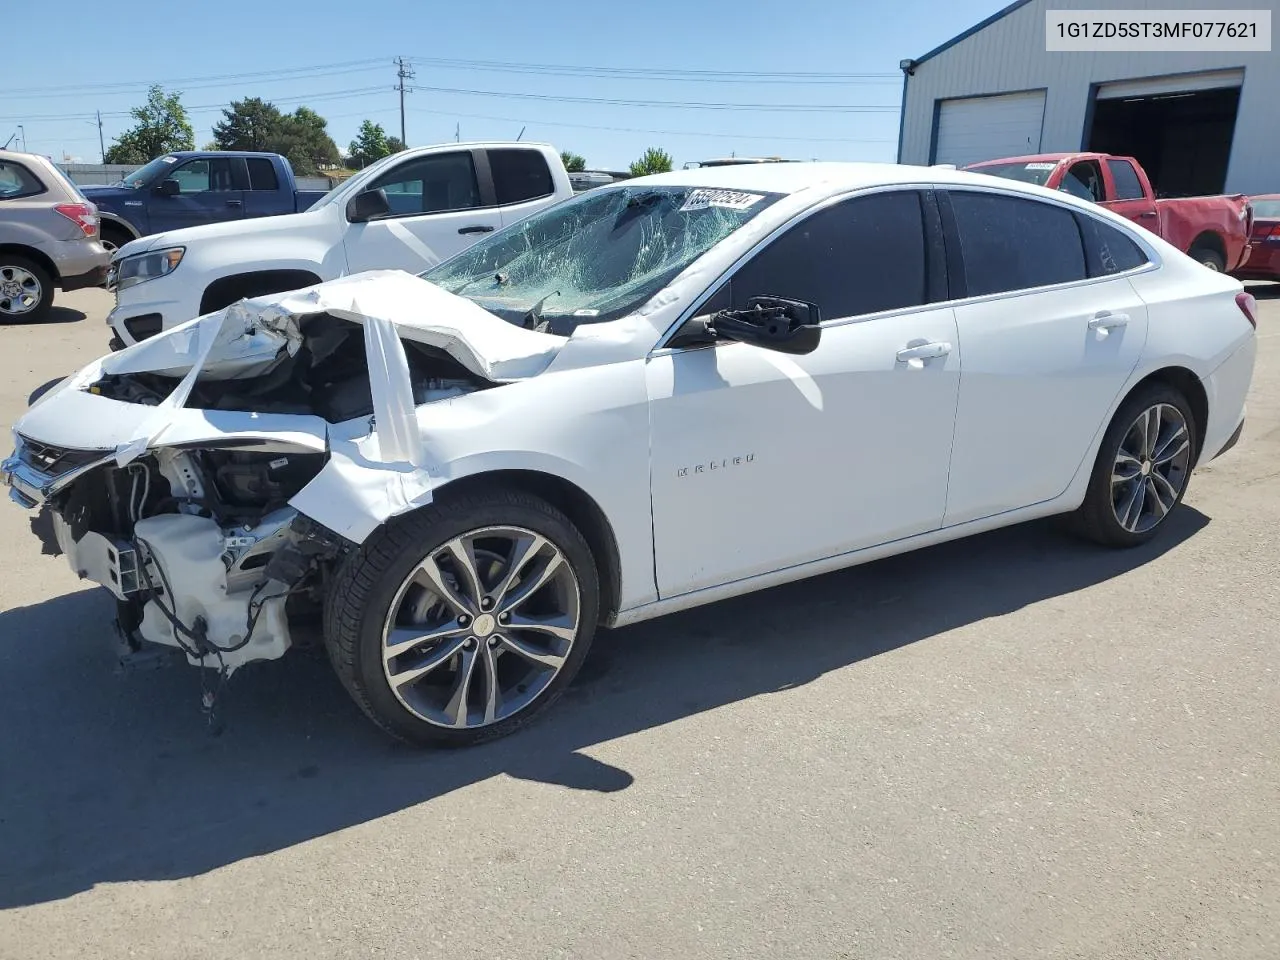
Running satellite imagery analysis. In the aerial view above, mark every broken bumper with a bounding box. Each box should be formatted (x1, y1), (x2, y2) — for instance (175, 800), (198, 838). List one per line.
(1, 436), (112, 509)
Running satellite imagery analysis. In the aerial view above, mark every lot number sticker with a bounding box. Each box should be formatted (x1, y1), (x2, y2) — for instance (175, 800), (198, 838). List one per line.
(680, 189), (765, 212)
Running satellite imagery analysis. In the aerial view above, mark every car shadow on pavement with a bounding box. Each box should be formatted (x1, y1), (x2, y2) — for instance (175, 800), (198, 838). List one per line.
(0, 306), (86, 327)
(0, 508), (1209, 908)
(1245, 281), (1280, 300)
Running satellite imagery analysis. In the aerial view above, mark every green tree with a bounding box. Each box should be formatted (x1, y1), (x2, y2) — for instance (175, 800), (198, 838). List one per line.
(104, 85), (195, 164)
(278, 107), (341, 174)
(629, 147), (672, 177)
(212, 97), (283, 152)
(211, 100), (339, 175)
(560, 151), (586, 172)
(347, 120), (392, 168)
(386, 136), (407, 155)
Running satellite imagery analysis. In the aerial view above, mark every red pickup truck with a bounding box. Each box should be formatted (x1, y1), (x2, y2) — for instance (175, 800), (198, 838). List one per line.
(966, 152), (1253, 273)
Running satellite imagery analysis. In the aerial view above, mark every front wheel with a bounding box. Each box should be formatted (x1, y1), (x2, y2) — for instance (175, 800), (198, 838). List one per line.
(1070, 383), (1197, 548)
(324, 488), (600, 746)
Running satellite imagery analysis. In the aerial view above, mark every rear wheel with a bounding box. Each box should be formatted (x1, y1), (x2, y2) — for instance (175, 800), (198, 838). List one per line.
(1190, 246), (1225, 272)
(324, 488), (600, 746)
(0, 256), (53, 320)
(1071, 383), (1197, 547)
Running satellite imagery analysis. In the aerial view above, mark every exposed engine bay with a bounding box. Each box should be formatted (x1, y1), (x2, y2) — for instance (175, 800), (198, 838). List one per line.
(6, 271), (570, 685)
(88, 311), (490, 423)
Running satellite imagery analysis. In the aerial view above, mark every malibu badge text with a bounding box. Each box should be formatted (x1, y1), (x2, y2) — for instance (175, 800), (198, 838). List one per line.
(677, 454), (755, 478)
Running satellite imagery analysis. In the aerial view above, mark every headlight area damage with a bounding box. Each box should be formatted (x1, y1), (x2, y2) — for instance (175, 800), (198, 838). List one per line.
(3, 270), (567, 683)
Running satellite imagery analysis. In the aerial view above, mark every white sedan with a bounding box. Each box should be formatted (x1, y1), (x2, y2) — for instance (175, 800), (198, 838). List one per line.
(2, 162), (1258, 746)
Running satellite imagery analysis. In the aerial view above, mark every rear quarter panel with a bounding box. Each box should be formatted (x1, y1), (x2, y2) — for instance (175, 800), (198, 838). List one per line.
(1155, 196), (1252, 268)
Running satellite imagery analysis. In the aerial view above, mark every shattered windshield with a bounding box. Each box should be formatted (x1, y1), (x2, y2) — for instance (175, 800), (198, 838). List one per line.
(422, 184), (784, 333)
(120, 156), (178, 188)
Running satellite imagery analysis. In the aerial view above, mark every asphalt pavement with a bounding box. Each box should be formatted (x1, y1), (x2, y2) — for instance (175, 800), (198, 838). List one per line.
(1, 285), (1277, 960)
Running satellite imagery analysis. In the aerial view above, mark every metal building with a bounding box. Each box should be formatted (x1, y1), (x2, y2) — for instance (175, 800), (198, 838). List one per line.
(896, 0), (1278, 196)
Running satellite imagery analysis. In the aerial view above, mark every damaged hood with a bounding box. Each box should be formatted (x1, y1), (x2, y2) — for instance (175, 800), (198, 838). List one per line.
(104, 270), (569, 384)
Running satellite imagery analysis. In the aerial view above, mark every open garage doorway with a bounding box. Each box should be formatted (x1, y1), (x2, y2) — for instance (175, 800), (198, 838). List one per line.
(1086, 70), (1243, 198)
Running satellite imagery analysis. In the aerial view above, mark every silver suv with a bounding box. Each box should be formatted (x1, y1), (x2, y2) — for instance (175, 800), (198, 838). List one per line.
(0, 150), (109, 320)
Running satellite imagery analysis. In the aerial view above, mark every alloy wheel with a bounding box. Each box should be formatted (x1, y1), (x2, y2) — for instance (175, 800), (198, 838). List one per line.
(381, 526), (582, 729)
(0, 265), (41, 316)
(1111, 402), (1192, 534)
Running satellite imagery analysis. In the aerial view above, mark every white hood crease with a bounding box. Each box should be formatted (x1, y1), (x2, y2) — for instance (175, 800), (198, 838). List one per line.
(96, 270), (567, 467)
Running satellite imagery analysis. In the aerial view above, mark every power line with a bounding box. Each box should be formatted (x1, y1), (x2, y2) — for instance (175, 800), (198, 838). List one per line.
(407, 106), (894, 144)
(0, 87), (391, 123)
(11, 64), (390, 101)
(2, 59), (389, 97)
(407, 55), (897, 82)
(408, 84), (899, 112)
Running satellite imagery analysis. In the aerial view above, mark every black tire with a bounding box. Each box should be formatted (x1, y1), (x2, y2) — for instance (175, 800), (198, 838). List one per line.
(1070, 382), (1198, 548)
(99, 224), (132, 262)
(323, 487), (600, 747)
(0, 255), (53, 321)
(1190, 246), (1225, 272)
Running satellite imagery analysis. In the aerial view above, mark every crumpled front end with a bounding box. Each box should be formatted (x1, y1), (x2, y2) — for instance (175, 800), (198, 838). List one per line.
(3, 269), (566, 673)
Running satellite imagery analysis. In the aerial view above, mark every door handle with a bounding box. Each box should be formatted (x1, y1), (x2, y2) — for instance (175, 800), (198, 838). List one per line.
(896, 341), (952, 364)
(1088, 312), (1130, 331)
(225, 199), (242, 207)
(457, 224), (495, 235)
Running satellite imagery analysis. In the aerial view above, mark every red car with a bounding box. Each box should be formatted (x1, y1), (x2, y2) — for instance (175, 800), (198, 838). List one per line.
(1233, 195), (1280, 282)
(967, 153), (1253, 273)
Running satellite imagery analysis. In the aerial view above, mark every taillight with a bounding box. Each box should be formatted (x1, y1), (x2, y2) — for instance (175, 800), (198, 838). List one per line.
(1236, 292), (1258, 330)
(53, 202), (99, 239)
(1253, 222), (1280, 242)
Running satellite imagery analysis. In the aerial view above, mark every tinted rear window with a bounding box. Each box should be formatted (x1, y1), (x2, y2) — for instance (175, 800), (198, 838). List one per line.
(950, 191), (1086, 296)
(1250, 199), (1280, 219)
(246, 158), (280, 191)
(489, 149), (555, 205)
(1076, 213), (1149, 277)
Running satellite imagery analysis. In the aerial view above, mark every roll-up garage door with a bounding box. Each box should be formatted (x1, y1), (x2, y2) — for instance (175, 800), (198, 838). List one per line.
(1095, 68), (1244, 100)
(933, 91), (1046, 166)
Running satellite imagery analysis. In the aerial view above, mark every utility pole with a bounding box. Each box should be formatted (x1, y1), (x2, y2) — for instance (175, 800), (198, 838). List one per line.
(395, 57), (414, 147)
(455, 122), (459, 143)
(96, 111), (105, 162)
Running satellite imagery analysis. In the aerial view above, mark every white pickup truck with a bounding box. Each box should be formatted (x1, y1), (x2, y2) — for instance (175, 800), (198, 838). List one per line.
(106, 141), (574, 346)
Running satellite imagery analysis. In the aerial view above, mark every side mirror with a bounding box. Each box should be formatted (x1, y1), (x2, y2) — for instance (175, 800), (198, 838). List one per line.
(346, 188), (391, 223)
(154, 178), (180, 197)
(704, 296), (822, 355)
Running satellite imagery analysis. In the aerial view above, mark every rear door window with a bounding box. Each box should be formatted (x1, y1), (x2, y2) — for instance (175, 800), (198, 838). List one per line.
(246, 158), (280, 191)
(488, 149), (555, 205)
(0, 161), (44, 199)
(729, 190), (929, 320)
(948, 191), (1087, 296)
(1107, 160), (1146, 201)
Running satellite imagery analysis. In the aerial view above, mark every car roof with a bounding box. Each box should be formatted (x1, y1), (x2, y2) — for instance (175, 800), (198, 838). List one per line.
(623, 160), (1090, 201)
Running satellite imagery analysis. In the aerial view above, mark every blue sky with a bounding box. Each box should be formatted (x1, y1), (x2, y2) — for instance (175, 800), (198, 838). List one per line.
(3, 0), (1001, 169)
